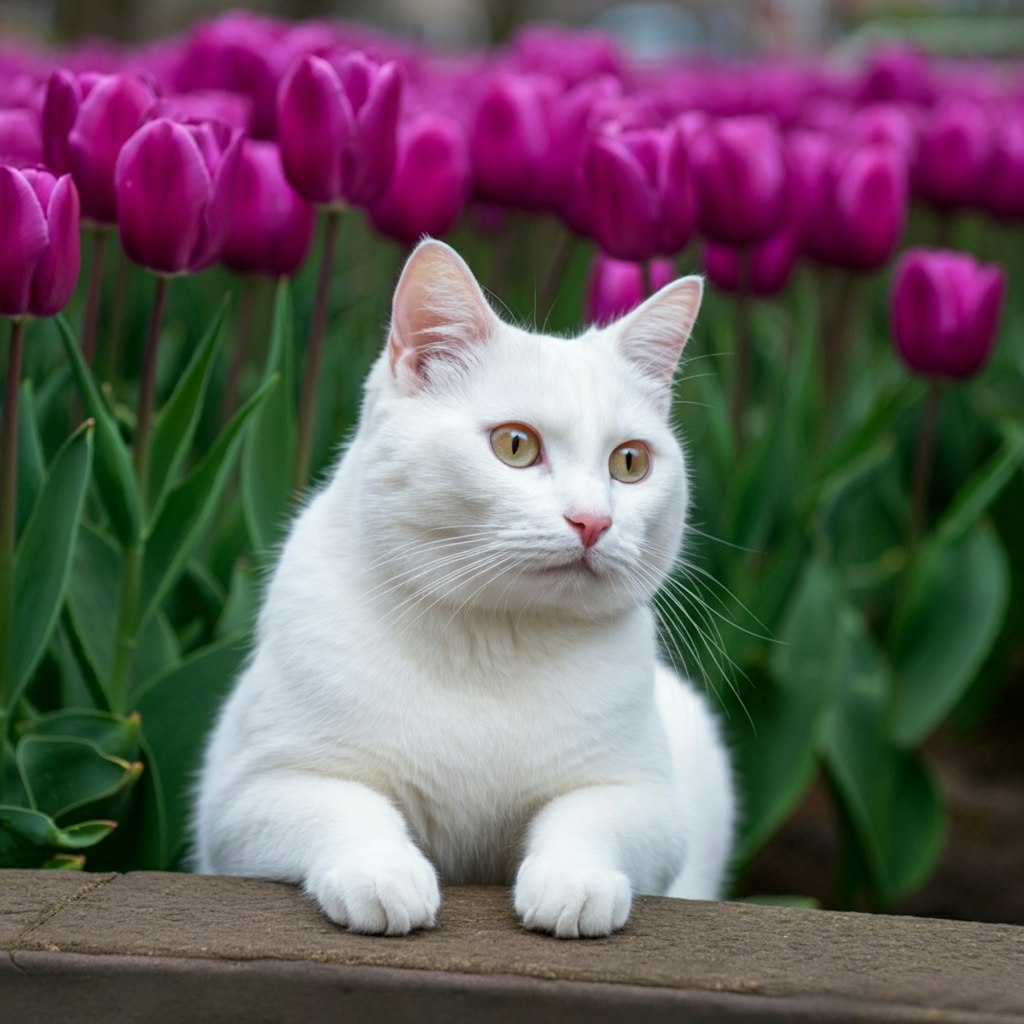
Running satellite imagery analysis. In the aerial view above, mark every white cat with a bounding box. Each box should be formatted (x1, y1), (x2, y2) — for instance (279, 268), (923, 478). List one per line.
(193, 239), (735, 938)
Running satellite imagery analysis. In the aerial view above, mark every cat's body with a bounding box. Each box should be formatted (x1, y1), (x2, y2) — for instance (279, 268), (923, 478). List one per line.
(194, 241), (735, 937)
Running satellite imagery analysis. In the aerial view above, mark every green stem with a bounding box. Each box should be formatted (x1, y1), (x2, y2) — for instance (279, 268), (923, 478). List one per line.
(134, 274), (168, 496)
(0, 318), (26, 747)
(293, 209), (342, 494)
(731, 250), (753, 453)
(72, 229), (108, 427)
(536, 223), (575, 325)
(221, 276), (259, 427)
(910, 381), (943, 553)
(110, 275), (168, 709)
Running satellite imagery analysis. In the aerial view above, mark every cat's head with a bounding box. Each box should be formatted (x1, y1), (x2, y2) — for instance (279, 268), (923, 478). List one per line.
(348, 239), (702, 623)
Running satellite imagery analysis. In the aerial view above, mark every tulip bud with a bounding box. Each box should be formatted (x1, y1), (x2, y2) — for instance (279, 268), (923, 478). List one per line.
(277, 52), (402, 208)
(891, 249), (1004, 380)
(370, 113), (470, 244)
(0, 165), (81, 318)
(115, 117), (242, 275)
(691, 116), (787, 246)
(985, 113), (1024, 219)
(61, 73), (156, 224)
(586, 253), (675, 325)
(791, 132), (907, 272)
(0, 107), (42, 165)
(222, 138), (315, 277)
(912, 98), (992, 211)
(702, 229), (801, 297)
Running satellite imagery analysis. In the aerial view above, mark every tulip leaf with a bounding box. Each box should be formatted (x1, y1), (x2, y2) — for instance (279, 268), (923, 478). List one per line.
(822, 685), (947, 907)
(243, 279), (296, 561)
(137, 375), (277, 638)
(66, 524), (180, 697)
(145, 295), (231, 526)
(888, 522), (1009, 747)
(0, 805), (115, 868)
(135, 631), (250, 867)
(15, 381), (45, 538)
(16, 734), (142, 824)
(56, 314), (142, 547)
(729, 559), (842, 862)
(7, 422), (93, 713)
(934, 427), (1024, 547)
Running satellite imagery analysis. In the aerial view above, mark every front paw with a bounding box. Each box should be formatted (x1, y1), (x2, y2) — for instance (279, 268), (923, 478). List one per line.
(306, 846), (440, 936)
(514, 856), (632, 938)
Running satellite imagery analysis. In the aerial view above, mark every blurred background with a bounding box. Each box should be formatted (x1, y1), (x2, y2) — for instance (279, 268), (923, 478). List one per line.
(2, 0), (1023, 54)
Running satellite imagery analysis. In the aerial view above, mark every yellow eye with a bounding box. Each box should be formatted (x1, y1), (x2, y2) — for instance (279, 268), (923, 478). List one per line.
(609, 441), (651, 483)
(490, 423), (541, 468)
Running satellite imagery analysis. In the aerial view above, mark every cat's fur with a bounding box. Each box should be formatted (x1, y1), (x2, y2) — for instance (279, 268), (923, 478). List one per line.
(194, 240), (735, 938)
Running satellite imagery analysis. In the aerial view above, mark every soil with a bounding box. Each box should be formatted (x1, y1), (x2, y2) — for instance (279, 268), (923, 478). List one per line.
(738, 677), (1024, 926)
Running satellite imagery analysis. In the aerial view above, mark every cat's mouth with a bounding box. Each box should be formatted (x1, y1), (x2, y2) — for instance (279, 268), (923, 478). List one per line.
(537, 556), (599, 578)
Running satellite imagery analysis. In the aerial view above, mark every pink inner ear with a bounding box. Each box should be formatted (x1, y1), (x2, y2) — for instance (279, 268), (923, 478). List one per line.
(618, 276), (703, 385)
(388, 240), (496, 391)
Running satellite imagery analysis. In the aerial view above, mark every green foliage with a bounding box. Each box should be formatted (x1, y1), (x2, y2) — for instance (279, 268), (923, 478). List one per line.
(2, 215), (1021, 917)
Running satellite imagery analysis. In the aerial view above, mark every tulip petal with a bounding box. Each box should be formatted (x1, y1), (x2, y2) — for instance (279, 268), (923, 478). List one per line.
(952, 266), (1004, 378)
(191, 125), (243, 271)
(892, 255), (947, 375)
(277, 55), (352, 204)
(68, 73), (154, 223)
(0, 107), (43, 165)
(115, 119), (210, 274)
(0, 166), (48, 316)
(42, 69), (82, 174)
(29, 174), (81, 317)
(837, 148), (905, 269)
(346, 60), (402, 207)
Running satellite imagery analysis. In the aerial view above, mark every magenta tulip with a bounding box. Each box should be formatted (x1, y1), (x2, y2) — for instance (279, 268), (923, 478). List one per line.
(277, 52), (402, 208)
(891, 249), (1004, 379)
(702, 228), (801, 296)
(574, 124), (695, 262)
(791, 132), (907, 272)
(370, 113), (470, 244)
(0, 165), (80, 318)
(985, 113), (1024, 219)
(115, 117), (242, 275)
(52, 72), (156, 224)
(586, 253), (675, 325)
(0, 108), (42, 165)
(691, 116), (787, 246)
(222, 138), (315, 277)
(912, 98), (992, 211)
(154, 90), (254, 133)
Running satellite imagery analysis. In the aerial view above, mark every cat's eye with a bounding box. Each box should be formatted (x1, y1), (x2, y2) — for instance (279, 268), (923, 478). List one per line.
(609, 441), (651, 483)
(490, 423), (541, 468)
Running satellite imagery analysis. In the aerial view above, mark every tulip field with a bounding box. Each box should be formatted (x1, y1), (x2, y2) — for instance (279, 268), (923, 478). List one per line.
(1, 13), (1022, 915)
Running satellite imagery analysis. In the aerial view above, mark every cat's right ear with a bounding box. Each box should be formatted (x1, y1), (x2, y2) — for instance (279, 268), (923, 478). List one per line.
(388, 239), (498, 394)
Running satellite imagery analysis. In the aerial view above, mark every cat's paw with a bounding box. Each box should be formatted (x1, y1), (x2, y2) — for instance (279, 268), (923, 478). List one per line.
(306, 847), (440, 935)
(514, 856), (632, 939)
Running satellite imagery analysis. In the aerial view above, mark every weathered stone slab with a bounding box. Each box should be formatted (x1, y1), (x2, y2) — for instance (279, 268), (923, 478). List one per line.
(1, 870), (1022, 1023)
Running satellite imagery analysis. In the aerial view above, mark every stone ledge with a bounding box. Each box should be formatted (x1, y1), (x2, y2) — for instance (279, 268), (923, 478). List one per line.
(2, 870), (1023, 1023)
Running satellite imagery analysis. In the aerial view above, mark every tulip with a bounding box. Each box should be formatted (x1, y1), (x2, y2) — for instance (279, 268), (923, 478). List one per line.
(857, 46), (934, 105)
(154, 90), (254, 133)
(0, 107), (42, 165)
(791, 132), (907, 272)
(115, 117), (242, 275)
(223, 138), (315, 277)
(985, 113), (1024, 220)
(574, 124), (695, 262)
(0, 165), (81, 319)
(890, 249), (1004, 381)
(276, 52), (402, 208)
(370, 113), (470, 244)
(912, 98), (992, 212)
(702, 229), (801, 297)
(691, 116), (787, 246)
(586, 254), (675, 325)
(60, 73), (156, 224)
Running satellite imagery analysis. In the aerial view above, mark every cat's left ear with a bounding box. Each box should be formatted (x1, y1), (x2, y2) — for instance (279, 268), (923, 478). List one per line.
(616, 275), (703, 392)
(388, 239), (499, 394)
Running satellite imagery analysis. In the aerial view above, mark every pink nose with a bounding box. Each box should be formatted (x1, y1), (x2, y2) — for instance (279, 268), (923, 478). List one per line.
(565, 513), (613, 550)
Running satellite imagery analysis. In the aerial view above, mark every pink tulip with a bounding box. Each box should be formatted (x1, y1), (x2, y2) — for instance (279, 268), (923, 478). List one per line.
(0, 165), (80, 318)
(277, 52), (402, 208)
(702, 229), (801, 297)
(891, 249), (1004, 379)
(0, 107), (42, 165)
(370, 113), (470, 244)
(912, 98), (992, 211)
(586, 253), (675, 325)
(115, 117), (242, 275)
(222, 139), (315, 277)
